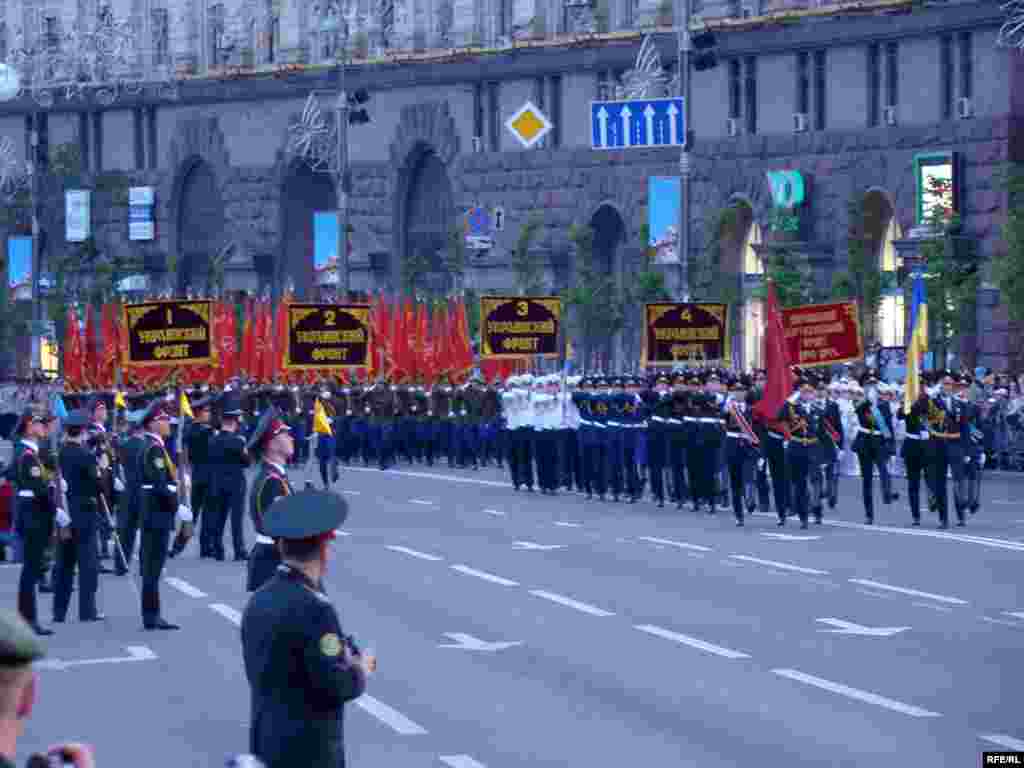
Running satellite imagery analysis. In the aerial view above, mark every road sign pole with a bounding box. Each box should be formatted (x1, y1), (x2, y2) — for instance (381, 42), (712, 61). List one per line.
(678, 0), (692, 302)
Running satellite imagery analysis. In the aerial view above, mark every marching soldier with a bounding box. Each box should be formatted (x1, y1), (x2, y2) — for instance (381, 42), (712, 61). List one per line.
(240, 490), (371, 768)
(777, 377), (824, 529)
(53, 409), (103, 623)
(138, 400), (190, 630)
(114, 408), (146, 575)
(957, 374), (986, 516)
(315, 388), (339, 489)
(897, 383), (931, 526)
(820, 381), (845, 511)
(174, 395), (215, 558)
(247, 408), (295, 592)
(852, 371), (897, 524)
(643, 374), (672, 508)
(208, 391), (251, 561)
(926, 372), (970, 528)
(723, 375), (759, 526)
(85, 397), (117, 567)
(411, 380), (432, 465)
(12, 406), (57, 635)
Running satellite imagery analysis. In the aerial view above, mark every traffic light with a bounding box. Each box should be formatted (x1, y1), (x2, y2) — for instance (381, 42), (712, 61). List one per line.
(348, 88), (370, 125)
(692, 29), (718, 72)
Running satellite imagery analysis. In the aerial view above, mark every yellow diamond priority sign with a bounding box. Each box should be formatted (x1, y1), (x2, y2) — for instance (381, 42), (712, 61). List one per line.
(505, 101), (553, 149)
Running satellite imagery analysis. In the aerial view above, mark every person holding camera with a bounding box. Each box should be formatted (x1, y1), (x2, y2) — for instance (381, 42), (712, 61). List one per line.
(0, 608), (95, 768)
(240, 490), (374, 768)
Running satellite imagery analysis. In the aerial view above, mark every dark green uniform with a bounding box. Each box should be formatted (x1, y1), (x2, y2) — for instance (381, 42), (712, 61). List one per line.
(14, 439), (55, 630)
(247, 461), (292, 592)
(139, 432), (180, 628)
(54, 441), (102, 621)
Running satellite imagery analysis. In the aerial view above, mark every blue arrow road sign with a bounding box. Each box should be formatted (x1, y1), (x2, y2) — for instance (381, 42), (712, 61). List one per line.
(591, 97), (686, 150)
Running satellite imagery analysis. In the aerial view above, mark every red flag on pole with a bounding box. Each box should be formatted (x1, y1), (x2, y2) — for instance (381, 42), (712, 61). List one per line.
(83, 304), (98, 390)
(63, 306), (84, 391)
(752, 281), (795, 426)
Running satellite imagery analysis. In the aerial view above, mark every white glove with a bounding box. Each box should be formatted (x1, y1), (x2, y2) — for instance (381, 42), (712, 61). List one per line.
(56, 507), (71, 527)
(177, 504), (193, 523)
(758, 459), (766, 471)
(98, 453), (110, 470)
(980, 452), (987, 467)
(114, 477), (125, 492)
(60, 478), (68, 493)
(964, 456), (971, 464)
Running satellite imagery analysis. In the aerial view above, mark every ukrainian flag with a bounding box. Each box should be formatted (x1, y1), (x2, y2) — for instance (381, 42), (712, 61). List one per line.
(904, 271), (928, 411)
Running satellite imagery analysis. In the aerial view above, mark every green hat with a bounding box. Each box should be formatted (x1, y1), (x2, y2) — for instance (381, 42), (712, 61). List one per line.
(263, 489), (349, 540)
(0, 609), (45, 665)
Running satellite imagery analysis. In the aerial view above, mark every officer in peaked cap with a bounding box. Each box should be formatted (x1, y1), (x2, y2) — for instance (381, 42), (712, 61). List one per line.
(246, 407), (294, 592)
(113, 402), (148, 575)
(207, 390), (251, 562)
(172, 394), (216, 559)
(241, 490), (371, 768)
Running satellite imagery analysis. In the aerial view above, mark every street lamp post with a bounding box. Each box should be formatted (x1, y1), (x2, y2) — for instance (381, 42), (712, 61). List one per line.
(335, 46), (351, 300)
(677, 0), (692, 302)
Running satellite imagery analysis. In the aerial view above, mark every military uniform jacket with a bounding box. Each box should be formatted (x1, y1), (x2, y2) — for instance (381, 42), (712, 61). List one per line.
(852, 400), (895, 453)
(451, 387), (471, 425)
(59, 443), (101, 531)
(87, 424), (117, 499)
(242, 564), (366, 768)
(250, 461), (293, 537)
(184, 421), (215, 482)
(819, 399), (844, 457)
(209, 430), (250, 493)
(13, 439), (54, 535)
(926, 394), (969, 454)
(367, 387), (395, 426)
(118, 433), (146, 508)
(394, 387), (414, 419)
(776, 401), (824, 444)
(432, 387), (453, 421)
(140, 434), (178, 530)
(898, 396), (931, 459)
(411, 389), (430, 421)
(480, 387), (501, 422)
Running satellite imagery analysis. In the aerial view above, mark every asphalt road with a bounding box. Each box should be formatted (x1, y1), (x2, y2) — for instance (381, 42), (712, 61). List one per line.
(3, 460), (1023, 768)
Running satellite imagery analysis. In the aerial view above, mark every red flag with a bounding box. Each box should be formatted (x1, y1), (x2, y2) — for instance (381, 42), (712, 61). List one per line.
(98, 302), (119, 389)
(414, 301), (428, 383)
(452, 297), (473, 382)
(255, 299), (274, 384)
(239, 299), (255, 379)
(63, 306), (84, 391)
(392, 297), (414, 383)
(213, 301), (238, 386)
(83, 304), (98, 390)
(271, 296), (290, 383)
(752, 281), (795, 426)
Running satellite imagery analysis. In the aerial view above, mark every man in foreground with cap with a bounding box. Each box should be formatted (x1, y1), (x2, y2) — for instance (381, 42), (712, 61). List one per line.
(12, 407), (57, 635)
(241, 490), (373, 768)
(246, 408), (294, 592)
(138, 401), (190, 630)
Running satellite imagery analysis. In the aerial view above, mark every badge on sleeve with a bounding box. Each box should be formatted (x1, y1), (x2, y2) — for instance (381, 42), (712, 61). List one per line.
(155, 457), (165, 469)
(320, 633), (342, 657)
(29, 465), (41, 477)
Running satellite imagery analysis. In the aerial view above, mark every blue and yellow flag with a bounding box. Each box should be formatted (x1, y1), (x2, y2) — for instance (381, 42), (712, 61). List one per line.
(904, 272), (928, 411)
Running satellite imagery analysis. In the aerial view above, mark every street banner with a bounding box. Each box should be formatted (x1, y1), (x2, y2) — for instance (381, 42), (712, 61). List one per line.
(6, 236), (31, 301)
(781, 300), (863, 367)
(648, 177), (680, 264)
(480, 296), (561, 359)
(122, 300), (214, 366)
(644, 303), (730, 365)
(285, 303), (370, 369)
(313, 212), (339, 286)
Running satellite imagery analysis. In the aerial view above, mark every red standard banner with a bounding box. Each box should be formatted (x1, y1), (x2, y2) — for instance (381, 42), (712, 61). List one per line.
(781, 300), (863, 367)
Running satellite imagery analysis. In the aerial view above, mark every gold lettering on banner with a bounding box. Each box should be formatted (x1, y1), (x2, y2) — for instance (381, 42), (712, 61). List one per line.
(485, 320), (556, 334)
(137, 327), (209, 344)
(295, 329), (367, 344)
(653, 327), (722, 341)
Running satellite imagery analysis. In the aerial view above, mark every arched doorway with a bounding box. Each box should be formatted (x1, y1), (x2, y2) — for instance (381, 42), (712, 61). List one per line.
(281, 162), (337, 298)
(587, 204), (625, 369)
(719, 200), (764, 371)
(863, 190), (903, 347)
(403, 146), (454, 295)
(177, 160), (225, 294)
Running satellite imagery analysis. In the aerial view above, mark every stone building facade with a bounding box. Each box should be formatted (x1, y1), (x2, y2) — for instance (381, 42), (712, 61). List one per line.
(0, 0), (1020, 370)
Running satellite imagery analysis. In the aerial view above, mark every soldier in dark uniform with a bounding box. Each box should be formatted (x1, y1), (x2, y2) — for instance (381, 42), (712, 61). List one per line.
(241, 490), (372, 768)
(173, 395), (215, 558)
(138, 401), (188, 630)
(852, 371), (897, 524)
(315, 388), (339, 488)
(411, 382), (432, 465)
(432, 378), (454, 468)
(820, 381), (845, 510)
(926, 371), (970, 528)
(393, 381), (414, 465)
(247, 408), (295, 592)
(642, 374), (672, 507)
(777, 377), (824, 529)
(12, 406), (57, 635)
(208, 392), (251, 561)
(667, 374), (690, 508)
(723, 375), (759, 526)
(114, 408), (146, 575)
(367, 379), (395, 470)
(53, 409), (104, 623)
(85, 397), (116, 568)
(897, 383), (932, 526)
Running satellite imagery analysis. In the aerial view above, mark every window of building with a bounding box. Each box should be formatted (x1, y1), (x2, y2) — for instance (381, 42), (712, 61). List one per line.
(813, 50), (826, 130)
(313, 0), (341, 61)
(147, 107), (157, 170)
(959, 31), (972, 100)
(152, 8), (170, 66)
(134, 108), (145, 170)
(209, 4), (227, 67)
(488, 81), (500, 151)
(0, 23), (7, 62)
(497, 0), (512, 39)
(728, 59), (741, 120)
(597, 70), (611, 100)
(744, 56), (757, 135)
(623, 0), (636, 29)
(78, 112), (90, 171)
(43, 16), (59, 49)
(534, 76), (546, 149)
(267, 14), (279, 63)
(797, 51), (810, 116)
(885, 41), (898, 109)
(473, 82), (484, 146)
(381, 0), (395, 49)
(867, 43), (880, 127)
(743, 220), (764, 370)
(940, 35), (953, 120)
(92, 111), (103, 172)
(877, 215), (904, 347)
(550, 75), (563, 148)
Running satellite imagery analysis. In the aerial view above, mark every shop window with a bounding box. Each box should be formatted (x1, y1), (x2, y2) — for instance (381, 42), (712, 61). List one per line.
(877, 215), (904, 347)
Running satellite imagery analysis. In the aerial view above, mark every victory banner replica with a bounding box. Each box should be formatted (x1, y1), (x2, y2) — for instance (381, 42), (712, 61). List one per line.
(285, 303), (371, 370)
(644, 303), (730, 365)
(480, 296), (561, 359)
(781, 300), (863, 367)
(122, 300), (214, 366)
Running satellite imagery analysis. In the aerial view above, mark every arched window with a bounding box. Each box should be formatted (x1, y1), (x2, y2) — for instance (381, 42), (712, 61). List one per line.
(208, 4), (226, 68)
(313, 0), (341, 62)
(151, 7), (169, 66)
(877, 214), (905, 347)
(743, 218), (764, 370)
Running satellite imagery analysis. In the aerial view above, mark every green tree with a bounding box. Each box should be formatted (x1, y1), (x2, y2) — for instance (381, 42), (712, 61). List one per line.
(753, 248), (815, 308)
(563, 223), (624, 369)
(996, 165), (1024, 357)
(511, 213), (545, 296)
(691, 205), (741, 306)
(831, 195), (883, 344)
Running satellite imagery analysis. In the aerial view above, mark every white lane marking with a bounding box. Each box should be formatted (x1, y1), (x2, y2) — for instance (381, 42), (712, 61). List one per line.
(450, 564), (519, 587)
(992, 500), (1016, 505)
(1004, 611), (1024, 620)
(347, 465), (508, 487)
(355, 694), (429, 735)
(816, 618), (909, 637)
(848, 579), (967, 606)
(36, 646), (157, 671)
(210, 603), (242, 626)
(760, 533), (821, 541)
(483, 508), (505, 516)
(981, 616), (1024, 628)
(440, 756), (487, 768)
(979, 733), (1024, 751)
(911, 601), (953, 613)
(341, 490), (362, 495)
(773, 669), (941, 718)
(386, 545), (444, 562)
(164, 577), (207, 598)
(635, 624), (751, 659)
(638, 536), (712, 553)
(335, 529), (351, 537)
(554, 521), (582, 527)
(729, 555), (829, 576)
(438, 632), (522, 652)
(529, 589), (615, 617)
(512, 541), (566, 551)
(410, 499), (435, 506)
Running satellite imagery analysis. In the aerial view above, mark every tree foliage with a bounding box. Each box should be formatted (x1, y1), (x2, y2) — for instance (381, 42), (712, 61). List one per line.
(996, 164), (1024, 326)
(830, 194), (883, 343)
(563, 223), (624, 368)
(511, 212), (545, 296)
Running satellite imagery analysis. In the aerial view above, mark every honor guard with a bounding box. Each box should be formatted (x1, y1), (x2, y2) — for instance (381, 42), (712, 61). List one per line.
(114, 407), (146, 575)
(208, 391), (251, 561)
(138, 400), (190, 630)
(956, 374), (986, 516)
(777, 377), (824, 529)
(643, 374), (673, 508)
(820, 381), (845, 510)
(315, 389), (339, 489)
(897, 383), (931, 526)
(852, 371), (897, 524)
(53, 409), (104, 623)
(175, 395), (215, 558)
(85, 397), (117, 567)
(723, 375), (759, 526)
(241, 490), (371, 768)
(12, 406), (57, 635)
(246, 408), (294, 592)
(926, 372), (970, 528)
